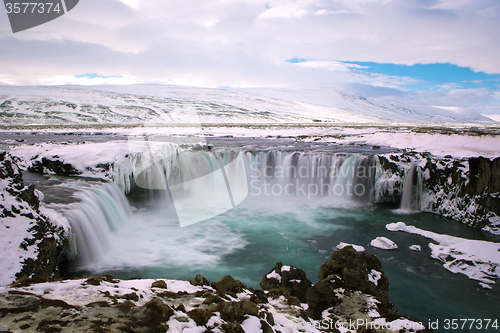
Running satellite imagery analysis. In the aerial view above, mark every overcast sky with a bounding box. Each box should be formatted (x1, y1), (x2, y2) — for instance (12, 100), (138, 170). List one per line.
(1, 0), (499, 116)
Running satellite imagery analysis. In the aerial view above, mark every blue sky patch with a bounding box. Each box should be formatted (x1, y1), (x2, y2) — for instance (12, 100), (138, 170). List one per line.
(74, 73), (123, 79)
(285, 57), (308, 64)
(342, 61), (500, 91)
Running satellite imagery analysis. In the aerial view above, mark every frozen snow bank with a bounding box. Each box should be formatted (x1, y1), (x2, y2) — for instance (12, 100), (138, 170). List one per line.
(336, 242), (365, 252)
(370, 237), (398, 250)
(387, 222), (500, 285)
(10, 141), (131, 180)
(409, 245), (422, 252)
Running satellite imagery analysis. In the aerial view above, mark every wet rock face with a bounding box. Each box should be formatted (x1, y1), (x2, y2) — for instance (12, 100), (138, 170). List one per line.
(466, 157), (500, 216)
(0, 151), (68, 284)
(260, 262), (312, 303)
(377, 152), (500, 234)
(28, 157), (81, 176)
(422, 156), (500, 232)
(318, 247), (390, 302)
(307, 246), (394, 319)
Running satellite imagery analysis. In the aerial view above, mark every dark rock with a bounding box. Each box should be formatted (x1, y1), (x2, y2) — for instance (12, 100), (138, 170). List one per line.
(221, 322), (245, 333)
(267, 288), (284, 299)
(151, 280), (168, 289)
(188, 308), (210, 326)
(307, 246), (395, 319)
(249, 289), (268, 304)
(217, 302), (245, 323)
(259, 311), (275, 326)
(203, 294), (222, 304)
(117, 301), (136, 309)
(87, 301), (110, 308)
(120, 293), (139, 302)
(99, 274), (117, 283)
(260, 262), (312, 302)
(318, 247), (390, 302)
(28, 157), (81, 176)
(306, 276), (342, 319)
(216, 275), (246, 294)
(189, 273), (210, 286)
(260, 320), (274, 333)
(241, 300), (259, 316)
(85, 277), (102, 286)
(286, 296), (300, 306)
(145, 298), (174, 323)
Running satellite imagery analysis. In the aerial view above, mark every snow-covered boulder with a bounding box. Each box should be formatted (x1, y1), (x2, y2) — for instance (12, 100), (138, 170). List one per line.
(371, 237), (398, 250)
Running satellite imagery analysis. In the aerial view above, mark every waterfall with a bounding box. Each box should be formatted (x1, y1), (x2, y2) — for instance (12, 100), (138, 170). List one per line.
(114, 144), (381, 208)
(113, 142), (248, 226)
(400, 165), (423, 211)
(66, 146), (386, 267)
(245, 151), (378, 204)
(66, 183), (132, 266)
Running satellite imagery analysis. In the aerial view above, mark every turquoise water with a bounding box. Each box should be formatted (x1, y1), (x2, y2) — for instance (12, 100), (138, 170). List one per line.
(64, 197), (500, 332)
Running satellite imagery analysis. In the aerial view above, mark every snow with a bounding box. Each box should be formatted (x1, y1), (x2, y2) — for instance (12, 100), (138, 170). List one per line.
(370, 237), (398, 250)
(241, 316), (262, 332)
(266, 270), (282, 282)
(366, 295), (381, 318)
(281, 265), (291, 272)
(0, 86), (495, 129)
(1, 277), (205, 307)
(336, 242), (365, 252)
(387, 222), (500, 285)
(0, 216), (37, 286)
(368, 269), (382, 286)
(39, 206), (70, 231)
(409, 245), (422, 252)
(480, 282), (493, 290)
(351, 131), (500, 158)
(10, 141), (131, 179)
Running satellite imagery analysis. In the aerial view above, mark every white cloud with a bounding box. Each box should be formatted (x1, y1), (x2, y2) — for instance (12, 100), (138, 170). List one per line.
(0, 0), (499, 91)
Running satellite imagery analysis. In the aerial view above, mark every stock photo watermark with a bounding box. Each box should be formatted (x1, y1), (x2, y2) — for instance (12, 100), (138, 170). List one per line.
(248, 160), (377, 200)
(3, 0), (79, 33)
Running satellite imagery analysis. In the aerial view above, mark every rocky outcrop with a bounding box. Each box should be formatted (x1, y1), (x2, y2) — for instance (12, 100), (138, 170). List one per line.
(28, 157), (82, 176)
(0, 254), (431, 333)
(307, 246), (394, 320)
(0, 151), (69, 285)
(260, 262), (312, 303)
(376, 152), (500, 235)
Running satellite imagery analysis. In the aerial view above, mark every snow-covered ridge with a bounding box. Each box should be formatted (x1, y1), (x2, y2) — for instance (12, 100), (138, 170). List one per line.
(0, 255), (428, 332)
(0, 152), (70, 286)
(0, 85), (494, 125)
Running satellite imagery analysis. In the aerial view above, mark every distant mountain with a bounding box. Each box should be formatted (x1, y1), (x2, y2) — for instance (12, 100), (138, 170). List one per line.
(0, 85), (494, 125)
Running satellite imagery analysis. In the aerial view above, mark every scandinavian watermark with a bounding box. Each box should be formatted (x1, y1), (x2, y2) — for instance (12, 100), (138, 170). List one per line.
(248, 160), (377, 200)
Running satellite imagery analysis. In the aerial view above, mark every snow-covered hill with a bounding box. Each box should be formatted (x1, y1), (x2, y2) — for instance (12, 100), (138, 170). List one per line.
(0, 85), (494, 125)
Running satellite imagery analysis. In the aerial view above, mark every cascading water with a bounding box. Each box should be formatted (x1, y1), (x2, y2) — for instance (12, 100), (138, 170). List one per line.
(400, 164), (423, 211)
(114, 143), (382, 206)
(68, 145), (385, 269)
(245, 151), (378, 204)
(60, 142), (500, 329)
(66, 183), (132, 267)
